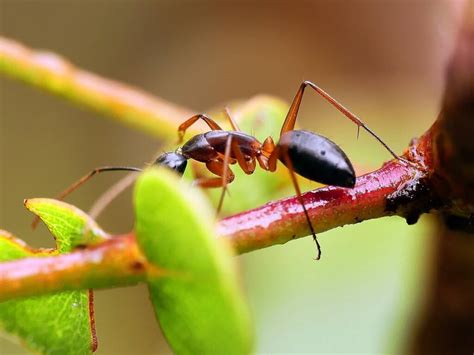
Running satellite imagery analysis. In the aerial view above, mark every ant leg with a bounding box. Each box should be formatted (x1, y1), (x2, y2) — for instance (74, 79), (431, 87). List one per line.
(177, 114), (223, 143)
(193, 158), (235, 213)
(193, 168), (235, 187)
(230, 138), (256, 174)
(196, 135), (253, 213)
(257, 136), (277, 170)
(266, 145), (279, 172)
(31, 166), (142, 229)
(281, 80), (401, 161)
(218, 135), (233, 213)
(285, 154), (321, 260)
(213, 136), (256, 213)
(223, 107), (241, 131)
(270, 146), (321, 260)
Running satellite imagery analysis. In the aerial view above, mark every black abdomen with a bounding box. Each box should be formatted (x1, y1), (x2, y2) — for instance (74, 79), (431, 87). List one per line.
(278, 130), (356, 188)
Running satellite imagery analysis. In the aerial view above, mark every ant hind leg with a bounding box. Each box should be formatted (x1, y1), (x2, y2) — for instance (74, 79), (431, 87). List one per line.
(281, 80), (407, 163)
(278, 147), (322, 260)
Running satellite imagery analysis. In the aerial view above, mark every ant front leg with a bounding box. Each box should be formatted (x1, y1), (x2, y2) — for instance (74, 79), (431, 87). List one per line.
(192, 133), (236, 214)
(193, 161), (235, 214)
(177, 114), (223, 143)
(194, 135), (255, 213)
(282, 80), (403, 161)
(230, 138), (256, 174)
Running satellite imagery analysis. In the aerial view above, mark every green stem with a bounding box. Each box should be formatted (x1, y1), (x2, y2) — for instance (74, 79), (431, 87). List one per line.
(0, 36), (194, 139)
(0, 235), (153, 301)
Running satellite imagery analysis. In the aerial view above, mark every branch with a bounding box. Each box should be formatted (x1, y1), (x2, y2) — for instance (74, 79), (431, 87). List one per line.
(0, 235), (150, 301)
(0, 132), (436, 301)
(0, 36), (194, 139)
(218, 159), (427, 254)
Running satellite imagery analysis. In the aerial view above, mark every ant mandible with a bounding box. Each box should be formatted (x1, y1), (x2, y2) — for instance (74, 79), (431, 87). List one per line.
(35, 81), (403, 260)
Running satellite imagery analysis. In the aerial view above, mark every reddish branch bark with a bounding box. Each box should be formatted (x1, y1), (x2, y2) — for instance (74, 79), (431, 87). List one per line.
(218, 157), (429, 254)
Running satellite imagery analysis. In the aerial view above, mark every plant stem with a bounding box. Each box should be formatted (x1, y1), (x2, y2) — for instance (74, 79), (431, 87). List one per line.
(0, 235), (152, 302)
(218, 158), (424, 254)
(0, 138), (432, 301)
(0, 37), (194, 139)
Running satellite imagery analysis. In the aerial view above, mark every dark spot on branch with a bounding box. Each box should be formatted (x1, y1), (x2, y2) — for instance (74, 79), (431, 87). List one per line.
(405, 211), (421, 225)
(129, 261), (145, 272)
(385, 177), (443, 224)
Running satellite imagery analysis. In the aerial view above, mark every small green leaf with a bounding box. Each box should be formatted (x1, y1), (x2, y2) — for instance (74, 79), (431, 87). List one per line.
(25, 198), (109, 252)
(134, 167), (253, 355)
(0, 197), (106, 354)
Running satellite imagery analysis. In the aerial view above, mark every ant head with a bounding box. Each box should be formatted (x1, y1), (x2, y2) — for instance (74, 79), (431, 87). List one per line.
(154, 151), (188, 175)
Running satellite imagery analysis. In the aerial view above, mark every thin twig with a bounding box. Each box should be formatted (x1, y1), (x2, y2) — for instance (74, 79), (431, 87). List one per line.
(0, 234), (151, 301)
(0, 36), (195, 139)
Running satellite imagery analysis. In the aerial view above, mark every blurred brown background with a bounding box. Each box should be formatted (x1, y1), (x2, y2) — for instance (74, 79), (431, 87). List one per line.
(0, 1), (464, 354)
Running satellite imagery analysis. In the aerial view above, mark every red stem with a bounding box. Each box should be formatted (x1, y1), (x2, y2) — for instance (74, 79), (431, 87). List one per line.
(0, 132), (433, 301)
(218, 159), (422, 253)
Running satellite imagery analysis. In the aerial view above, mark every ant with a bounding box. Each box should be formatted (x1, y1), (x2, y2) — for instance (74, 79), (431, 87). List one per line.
(33, 81), (404, 260)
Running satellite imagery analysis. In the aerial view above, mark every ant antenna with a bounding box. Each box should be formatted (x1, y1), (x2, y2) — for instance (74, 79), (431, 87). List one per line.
(31, 166), (142, 229)
(88, 172), (138, 220)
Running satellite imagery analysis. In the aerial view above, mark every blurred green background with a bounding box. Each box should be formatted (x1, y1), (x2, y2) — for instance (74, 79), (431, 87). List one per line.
(0, 1), (464, 354)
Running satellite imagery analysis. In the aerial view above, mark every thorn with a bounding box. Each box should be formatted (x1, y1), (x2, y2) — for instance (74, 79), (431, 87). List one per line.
(357, 125), (361, 140)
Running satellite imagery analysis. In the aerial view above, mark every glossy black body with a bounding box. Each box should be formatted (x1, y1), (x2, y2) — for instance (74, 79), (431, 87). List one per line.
(154, 152), (188, 175)
(278, 130), (356, 188)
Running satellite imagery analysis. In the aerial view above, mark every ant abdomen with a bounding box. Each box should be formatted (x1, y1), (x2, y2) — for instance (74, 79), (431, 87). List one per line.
(278, 130), (356, 188)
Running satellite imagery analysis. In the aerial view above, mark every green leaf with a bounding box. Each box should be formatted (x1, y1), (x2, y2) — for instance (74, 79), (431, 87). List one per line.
(25, 198), (108, 253)
(134, 167), (253, 355)
(0, 199), (107, 354)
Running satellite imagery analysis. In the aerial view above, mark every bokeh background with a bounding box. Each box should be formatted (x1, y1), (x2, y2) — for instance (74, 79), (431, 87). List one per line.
(0, 1), (465, 354)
